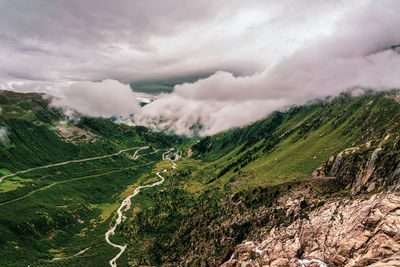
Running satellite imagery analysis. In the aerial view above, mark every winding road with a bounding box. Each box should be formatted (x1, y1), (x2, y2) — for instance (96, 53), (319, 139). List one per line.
(0, 146), (150, 182)
(105, 148), (180, 267)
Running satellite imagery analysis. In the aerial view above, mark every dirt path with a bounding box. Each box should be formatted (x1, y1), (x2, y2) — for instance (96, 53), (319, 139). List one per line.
(52, 247), (91, 261)
(0, 146), (150, 182)
(0, 148), (163, 207)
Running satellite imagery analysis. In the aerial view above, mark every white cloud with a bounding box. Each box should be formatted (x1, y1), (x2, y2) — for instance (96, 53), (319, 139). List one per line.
(0, 0), (365, 82)
(0, 0), (399, 135)
(53, 79), (140, 117)
(136, 94), (288, 135)
(137, 48), (400, 135)
(136, 1), (400, 135)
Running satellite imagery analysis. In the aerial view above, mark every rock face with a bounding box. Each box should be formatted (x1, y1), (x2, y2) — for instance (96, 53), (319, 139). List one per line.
(222, 133), (400, 267)
(222, 191), (400, 267)
(312, 134), (400, 194)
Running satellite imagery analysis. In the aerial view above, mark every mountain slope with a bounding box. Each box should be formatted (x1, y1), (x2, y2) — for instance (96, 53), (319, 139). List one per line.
(2, 89), (400, 266)
(191, 90), (400, 189)
(0, 90), (184, 267)
(121, 90), (400, 266)
(0, 90), (182, 171)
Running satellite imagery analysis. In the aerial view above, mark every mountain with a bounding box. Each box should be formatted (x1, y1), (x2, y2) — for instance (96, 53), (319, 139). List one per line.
(121, 89), (400, 266)
(1, 89), (400, 266)
(0, 90), (184, 266)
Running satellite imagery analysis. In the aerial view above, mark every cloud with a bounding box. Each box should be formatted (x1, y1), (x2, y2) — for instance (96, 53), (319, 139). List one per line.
(0, 0), (362, 83)
(137, 49), (400, 135)
(0, 0), (399, 135)
(53, 79), (140, 117)
(136, 1), (400, 135)
(136, 94), (288, 136)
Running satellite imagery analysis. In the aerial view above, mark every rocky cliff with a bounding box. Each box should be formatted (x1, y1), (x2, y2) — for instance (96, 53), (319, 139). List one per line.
(312, 133), (400, 194)
(222, 132), (400, 267)
(223, 191), (400, 267)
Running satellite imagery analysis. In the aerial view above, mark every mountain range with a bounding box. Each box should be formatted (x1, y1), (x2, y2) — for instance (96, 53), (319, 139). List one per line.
(1, 89), (400, 266)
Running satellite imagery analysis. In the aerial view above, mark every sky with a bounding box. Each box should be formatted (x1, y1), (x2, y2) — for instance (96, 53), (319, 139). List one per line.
(1, 0), (400, 135)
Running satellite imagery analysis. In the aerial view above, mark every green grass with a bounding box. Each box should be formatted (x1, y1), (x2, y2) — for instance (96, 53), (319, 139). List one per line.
(0, 176), (33, 193)
(89, 203), (120, 223)
(3, 90), (400, 266)
(0, 168), (12, 175)
(0, 157), (159, 266)
(0, 90), (186, 266)
(189, 92), (400, 191)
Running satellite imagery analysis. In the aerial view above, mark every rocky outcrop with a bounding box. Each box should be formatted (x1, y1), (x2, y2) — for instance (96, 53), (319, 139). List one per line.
(312, 134), (400, 194)
(222, 191), (400, 267)
(222, 133), (400, 267)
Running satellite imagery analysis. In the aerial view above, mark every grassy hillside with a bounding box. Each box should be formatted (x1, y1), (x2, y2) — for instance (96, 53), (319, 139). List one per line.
(0, 90), (184, 266)
(0, 90), (182, 172)
(190, 90), (400, 190)
(121, 90), (400, 265)
(3, 89), (400, 266)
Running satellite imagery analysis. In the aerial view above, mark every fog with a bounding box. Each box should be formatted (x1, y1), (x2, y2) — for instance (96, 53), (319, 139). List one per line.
(136, 1), (400, 135)
(52, 80), (140, 117)
(0, 0), (399, 135)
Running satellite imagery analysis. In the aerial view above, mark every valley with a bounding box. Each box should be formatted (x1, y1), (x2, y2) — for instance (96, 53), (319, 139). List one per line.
(2, 90), (400, 266)
(0, 90), (184, 266)
(1, 145), (180, 266)
(0, 146), (150, 182)
(106, 148), (180, 267)
(2, 2), (400, 266)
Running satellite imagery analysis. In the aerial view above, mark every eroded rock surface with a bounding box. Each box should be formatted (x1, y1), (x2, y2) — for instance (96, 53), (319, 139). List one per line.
(223, 191), (400, 267)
